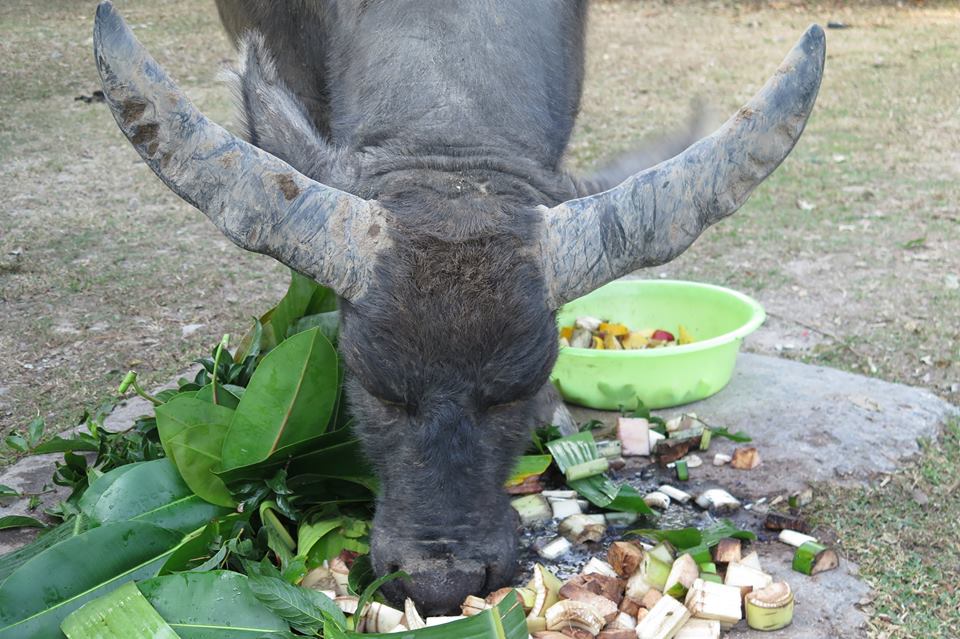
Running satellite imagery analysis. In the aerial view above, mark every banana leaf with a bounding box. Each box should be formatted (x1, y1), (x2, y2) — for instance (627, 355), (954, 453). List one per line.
(0, 521), (183, 638)
(546, 432), (654, 516)
(61, 581), (180, 639)
(79, 459), (230, 534)
(138, 571), (293, 638)
(505, 455), (552, 487)
(221, 328), (339, 472)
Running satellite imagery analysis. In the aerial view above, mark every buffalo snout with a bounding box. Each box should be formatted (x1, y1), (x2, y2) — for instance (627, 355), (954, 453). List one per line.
(370, 505), (519, 616)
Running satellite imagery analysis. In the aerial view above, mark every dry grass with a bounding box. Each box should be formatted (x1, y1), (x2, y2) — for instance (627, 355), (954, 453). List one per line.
(1, 2), (958, 636)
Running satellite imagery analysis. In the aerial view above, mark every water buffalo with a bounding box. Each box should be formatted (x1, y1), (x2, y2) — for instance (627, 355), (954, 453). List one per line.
(92, 0), (823, 614)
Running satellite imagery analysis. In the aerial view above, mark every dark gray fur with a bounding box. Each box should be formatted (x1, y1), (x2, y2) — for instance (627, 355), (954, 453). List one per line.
(217, 1), (595, 613)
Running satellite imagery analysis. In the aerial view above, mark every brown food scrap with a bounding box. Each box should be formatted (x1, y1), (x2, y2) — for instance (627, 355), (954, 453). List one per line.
(653, 438), (695, 465)
(567, 573), (625, 604)
(505, 474), (544, 495)
(764, 511), (810, 533)
(618, 596), (642, 616)
(558, 584), (619, 623)
(598, 630), (637, 639)
(730, 446), (761, 470)
(607, 541), (644, 578)
(712, 538), (742, 565)
(639, 589), (662, 610)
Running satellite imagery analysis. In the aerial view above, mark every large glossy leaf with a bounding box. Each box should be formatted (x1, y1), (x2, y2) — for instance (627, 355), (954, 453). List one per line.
(218, 427), (363, 484)
(138, 571), (292, 638)
(79, 459), (229, 534)
(155, 396), (234, 461)
(0, 521), (183, 638)
(194, 383), (241, 409)
(220, 328), (339, 471)
(167, 425), (236, 508)
(0, 516), (89, 585)
(61, 581), (179, 639)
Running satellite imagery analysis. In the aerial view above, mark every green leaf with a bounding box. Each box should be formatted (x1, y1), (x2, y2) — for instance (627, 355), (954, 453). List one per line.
(628, 520), (756, 550)
(0, 517), (90, 584)
(505, 455), (552, 487)
(155, 396), (234, 461)
(31, 436), (100, 454)
(167, 425), (236, 508)
(0, 521), (183, 638)
(4, 435), (28, 453)
(290, 311), (340, 343)
(297, 517), (345, 557)
(353, 570), (409, 631)
(0, 484), (18, 498)
(26, 417), (45, 447)
(247, 574), (347, 634)
(221, 328), (339, 471)
(0, 515), (48, 531)
(139, 571), (293, 638)
(347, 554), (375, 596)
(61, 581), (180, 639)
(195, 383), (241, 410)
(707, 426), (753, 443)
(79, 460), (230, 534)
(629, 527), (703, 549)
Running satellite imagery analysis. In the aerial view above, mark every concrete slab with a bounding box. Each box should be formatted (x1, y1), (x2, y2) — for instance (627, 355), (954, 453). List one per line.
(570, 352), (957, 497)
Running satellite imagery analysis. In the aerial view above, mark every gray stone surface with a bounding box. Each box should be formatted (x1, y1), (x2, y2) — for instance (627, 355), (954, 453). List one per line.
(729, 542), (870, 639)
(571, 352), (957, 497)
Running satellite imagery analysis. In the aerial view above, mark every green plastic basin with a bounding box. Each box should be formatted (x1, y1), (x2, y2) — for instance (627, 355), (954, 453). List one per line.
(552, 280), (765, 410)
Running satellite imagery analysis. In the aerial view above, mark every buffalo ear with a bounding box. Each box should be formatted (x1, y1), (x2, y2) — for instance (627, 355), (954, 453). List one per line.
(540, 25), (825, 308)
(94, 1), (389, 301)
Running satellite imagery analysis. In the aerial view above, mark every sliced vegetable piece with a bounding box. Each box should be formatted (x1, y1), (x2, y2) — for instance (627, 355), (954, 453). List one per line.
(745, 581), (794, 631)
(792, 541), (839, 575)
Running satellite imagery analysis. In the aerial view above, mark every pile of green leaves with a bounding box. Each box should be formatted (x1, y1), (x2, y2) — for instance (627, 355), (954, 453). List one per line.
(0, 270), (654, 639)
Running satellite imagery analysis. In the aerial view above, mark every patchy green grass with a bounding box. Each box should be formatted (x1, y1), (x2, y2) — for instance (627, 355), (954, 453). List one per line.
(811, 421), (960, 638)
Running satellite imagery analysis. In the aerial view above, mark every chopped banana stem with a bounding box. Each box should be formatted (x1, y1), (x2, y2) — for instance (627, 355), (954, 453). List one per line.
(675, 618), (721, 639)
(550, 498), (583, 520)
(712, 538), (741, 565)
(664, 554), (700, 599)
(644, 491), (672, 510)
(559, 514), (606, 544)
(544, 599), (605, 635)
(511, 494), (552, 526)
(695, 489), (741, 514)
(745, 581), (794, 631)
(565, 458), (610, 482)
(658, 485), (692, 503)
(538, 536), (573, 560)
(635, 594), (691, 639)
(739, 550), (763, 571)
(684, 578), (743, 630)
(778, 529), (818, 548)
(583, 557), (620, 578)
(724, 562), (773, 594)
(675, 460), (689, 481)
(793, 541), (839, 575)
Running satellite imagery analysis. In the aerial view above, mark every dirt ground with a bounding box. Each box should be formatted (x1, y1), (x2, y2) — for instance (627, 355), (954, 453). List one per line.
(0, 2), (958, 635)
